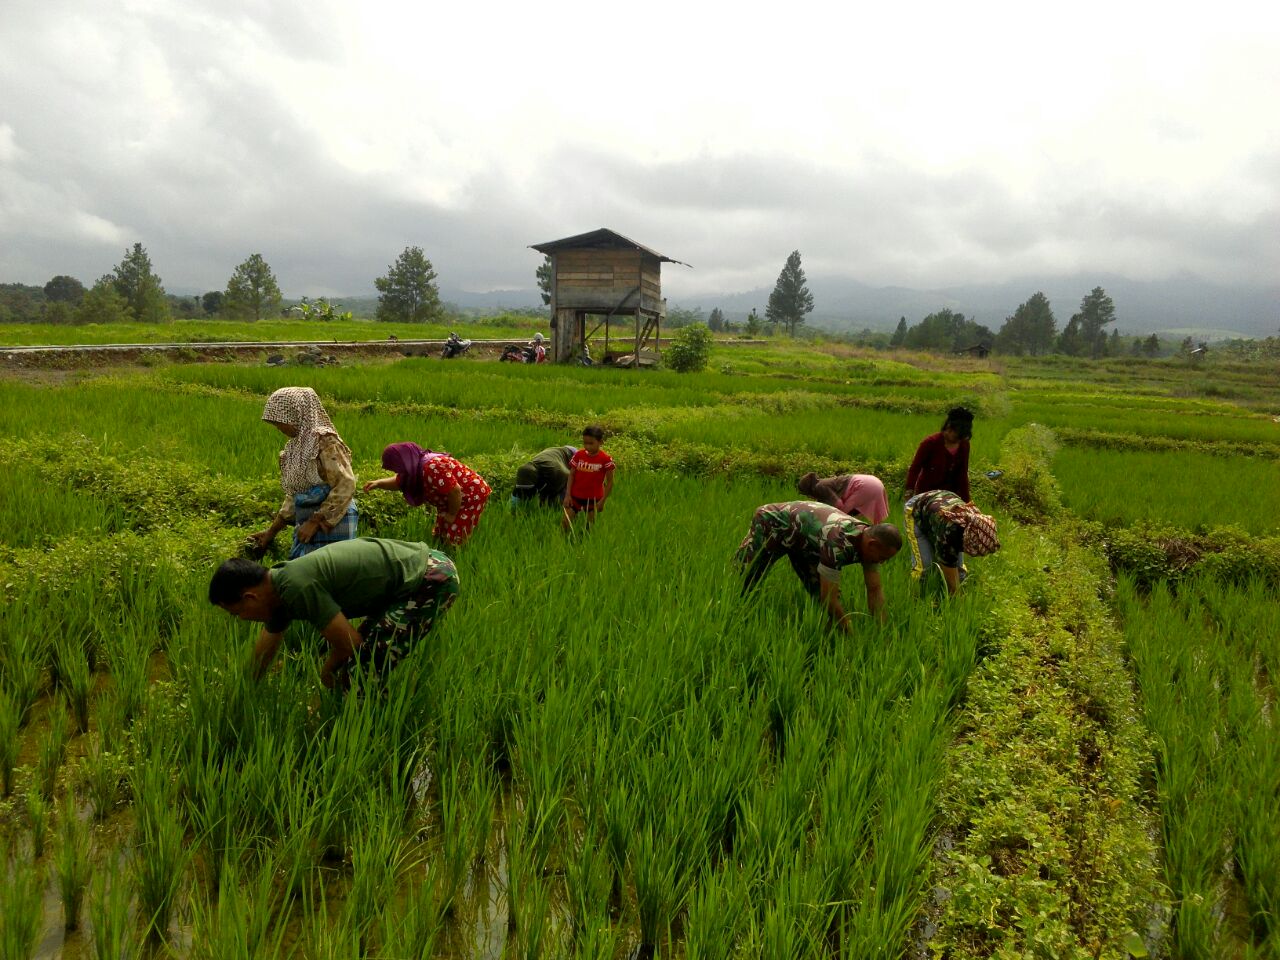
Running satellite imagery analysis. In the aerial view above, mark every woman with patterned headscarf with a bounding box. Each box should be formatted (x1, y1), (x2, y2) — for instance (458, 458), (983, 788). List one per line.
(903, 490), (1000, 596)
(249, 387), (358, 559)
(364, 442), (491, 547)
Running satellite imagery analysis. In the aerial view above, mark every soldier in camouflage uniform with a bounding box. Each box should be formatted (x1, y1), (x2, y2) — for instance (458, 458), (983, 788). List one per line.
(735, 501), (902, 631)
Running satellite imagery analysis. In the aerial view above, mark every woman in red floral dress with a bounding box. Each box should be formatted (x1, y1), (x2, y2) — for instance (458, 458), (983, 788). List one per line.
(364, 442), (492, 547)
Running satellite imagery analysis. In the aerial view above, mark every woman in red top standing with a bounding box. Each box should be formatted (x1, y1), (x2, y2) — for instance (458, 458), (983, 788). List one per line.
(365, 442), (492, 547)
(904, 406), (973, 503)
(562, 424), (615, 532)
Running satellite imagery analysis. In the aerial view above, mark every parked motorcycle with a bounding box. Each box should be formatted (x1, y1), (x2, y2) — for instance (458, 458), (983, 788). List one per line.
(441, 332), (472, 359)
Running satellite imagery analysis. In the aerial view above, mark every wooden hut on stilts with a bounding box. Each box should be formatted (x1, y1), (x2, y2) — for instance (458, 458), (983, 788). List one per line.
(530, 228), (688, 366)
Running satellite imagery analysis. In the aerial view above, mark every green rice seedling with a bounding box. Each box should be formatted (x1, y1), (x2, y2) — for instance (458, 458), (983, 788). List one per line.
(563, 825), (613, 944)
(683, 864), (753, 960)
(103, 631), (149, 730)
(813, 737), (878, 931)
(87, 855), (135, 960)
(2, 463), (128, 549)
(0, 690), (18, 796)
(37, 699), (71, 798)
(630, 821), (692, 956)
(1117, 577), (1234, 957)
(503, 814), (556, 959)
(94, 688), (128, 756)
(600, 777), (638, 910)
(268, 767), (326, 902)
(433, 757), (494, 916)
(131, 751), (188, 941)
(1054, 447), (1280, 532)
(187, 854), (287, 960)
(376, 871), (447, 960)
(735, 710), (826, 869)
(25, 788), (49, 859)
(737, 861), (830, 958)
(341, 806), (417, 946)
(859, 687), (947, 944)
(182, 745), (253, 888)
(300, 881), (365, 960)
(509, 685), (580, 866)
(0, 619), (48, 727)
(1232, 733), (1280, 947)
(0, 853), (42, 959)
(565, 915), (621, 960)
(79, 738), (126, 821)
(52, 634), (93, 735)
(52, 793), (92, 930)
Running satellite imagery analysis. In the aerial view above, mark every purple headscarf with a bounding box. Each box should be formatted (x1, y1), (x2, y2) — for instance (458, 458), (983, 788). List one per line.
(381, 442), (448, 506)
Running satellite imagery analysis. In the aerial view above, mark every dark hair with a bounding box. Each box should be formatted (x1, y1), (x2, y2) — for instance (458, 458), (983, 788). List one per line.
(942, 406), (974, 439)
(866, 523), (903, 553)
(208, 557), (268, 606)
(582, 424), (605, 441)
(797, 471), (818, 496)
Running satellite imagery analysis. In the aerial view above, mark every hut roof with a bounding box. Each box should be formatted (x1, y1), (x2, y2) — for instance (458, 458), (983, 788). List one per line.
(530, 228), (688, 266)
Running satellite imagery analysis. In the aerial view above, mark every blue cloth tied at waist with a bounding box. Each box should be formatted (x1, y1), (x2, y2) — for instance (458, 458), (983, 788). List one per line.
(290, 484), (358, 559)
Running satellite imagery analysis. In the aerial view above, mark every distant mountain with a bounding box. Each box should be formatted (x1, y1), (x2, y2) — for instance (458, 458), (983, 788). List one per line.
(678, 274), (1280, 340)
(287, 275), (1279, 340)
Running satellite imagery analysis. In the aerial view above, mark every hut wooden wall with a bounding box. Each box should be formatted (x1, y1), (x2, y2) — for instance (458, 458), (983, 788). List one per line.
(554, 248), (662, 313)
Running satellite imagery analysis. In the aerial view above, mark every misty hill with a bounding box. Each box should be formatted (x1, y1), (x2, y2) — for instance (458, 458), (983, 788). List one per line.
(696, 274), (1280, 340)
(313, 275), (1279, 340)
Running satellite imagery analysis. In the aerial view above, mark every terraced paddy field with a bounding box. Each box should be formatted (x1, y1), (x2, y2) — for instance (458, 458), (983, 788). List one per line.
(0, 342), (1277, 959)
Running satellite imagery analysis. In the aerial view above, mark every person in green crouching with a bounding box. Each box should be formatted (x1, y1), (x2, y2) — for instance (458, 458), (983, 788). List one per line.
(209, 537), (458, 689)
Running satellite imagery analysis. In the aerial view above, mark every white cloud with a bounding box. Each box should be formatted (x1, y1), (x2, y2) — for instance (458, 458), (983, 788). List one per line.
(0, 0), (1277, 297)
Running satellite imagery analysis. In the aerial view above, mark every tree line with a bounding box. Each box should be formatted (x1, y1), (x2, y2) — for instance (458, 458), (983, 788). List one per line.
(1, 245), (447, 325)
(1, 242), (1224, 360)
(658, 250), (1155, 359)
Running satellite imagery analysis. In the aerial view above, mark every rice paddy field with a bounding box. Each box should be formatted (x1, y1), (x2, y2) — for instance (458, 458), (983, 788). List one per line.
(0, 340), (1277, 959)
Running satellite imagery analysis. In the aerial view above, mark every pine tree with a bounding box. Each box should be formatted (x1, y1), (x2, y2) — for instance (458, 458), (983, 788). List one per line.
(1107, 327), (1122, 356)
(765, 250), (814, 336)
(995, 293), (1056, 356)
(109, 243), (169, 323)
(890, 317), (908, 347)
(536, 255), (553, 306)
(707, 308), (725, 333)
(375, 247), (441, 323)
(223, 253), (282, 321)
(1058, 316), (1085, 356)
(1077, 287), (1116, 357)
(744, 309), (762, 337)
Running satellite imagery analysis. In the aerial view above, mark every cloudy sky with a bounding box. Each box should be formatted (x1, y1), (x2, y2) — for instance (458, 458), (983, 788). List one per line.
(2, 0), (1277, 301)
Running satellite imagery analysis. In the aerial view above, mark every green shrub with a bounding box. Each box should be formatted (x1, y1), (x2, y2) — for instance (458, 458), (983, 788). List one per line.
(664, 323), (713, 373)
(987, 423), (1061, 521)
(1101, 522), (1280, 588)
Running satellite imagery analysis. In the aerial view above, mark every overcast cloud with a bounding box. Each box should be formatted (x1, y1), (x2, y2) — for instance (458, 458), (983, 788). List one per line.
(1, 0), (1277, 301)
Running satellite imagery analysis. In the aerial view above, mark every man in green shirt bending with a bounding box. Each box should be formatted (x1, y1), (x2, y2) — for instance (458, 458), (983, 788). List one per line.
(209, 537), (459, 688)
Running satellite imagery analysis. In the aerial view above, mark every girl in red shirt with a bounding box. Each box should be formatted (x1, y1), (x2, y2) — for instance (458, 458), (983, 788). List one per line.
(365, 442), (492, 547)
(904, 406), (973, 503)
(562, 424), (615, 532)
